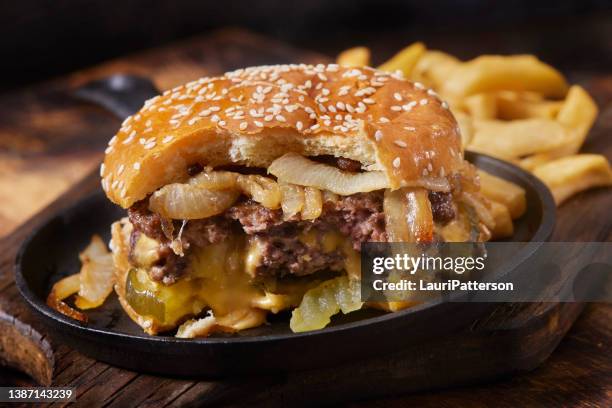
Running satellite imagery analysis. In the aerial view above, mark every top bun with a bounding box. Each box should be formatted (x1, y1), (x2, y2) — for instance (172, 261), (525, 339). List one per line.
(101, 64), (464, 208)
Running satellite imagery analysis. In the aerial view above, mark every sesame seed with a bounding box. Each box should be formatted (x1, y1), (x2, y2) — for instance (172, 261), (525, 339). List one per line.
(254, 120), (264, 127)
(404, 126), (416, 132)
(374, 130), (383, 141)
(393, 92), (402, 101)
(427, 163), (433, 172)
(391, 106), (402, 111)
(133, 162), (141, 170)
(379, 117), (390, 123)
(117, 164), (125, 175)
(296, 121), (303, 131)
(218, 120), (226, 126)
(99, 163), (105, 177)
(310, 124), (321, 131)
(276, 115), (286, 122)
(239, 122), (248, 130)
(108, 136), (117, 146)
(403, 101), (417, 111)
(394, 140), (408, 148)
(105, 146), (113, 154)
(441, 101), (449, 109)
(162, 135), (174, 144)
(144, 142), (156, 150)
(439, 167), (446, 177)
(422, 168), (429, 176)
(414, 82), (425, 90)
(120, 188), (127, 198)
(393, 157), (401, 168)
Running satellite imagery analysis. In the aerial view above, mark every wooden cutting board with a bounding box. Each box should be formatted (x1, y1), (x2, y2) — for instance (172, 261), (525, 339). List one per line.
(0, 28), (610, 407)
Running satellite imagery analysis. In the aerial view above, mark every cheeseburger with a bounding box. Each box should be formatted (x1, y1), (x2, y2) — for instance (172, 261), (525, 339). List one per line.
(102, 64), (491, 337)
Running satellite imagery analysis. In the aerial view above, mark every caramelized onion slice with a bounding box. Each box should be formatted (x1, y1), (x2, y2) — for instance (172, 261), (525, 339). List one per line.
(237, 175), (281, 209)
(74, 235), (115, 310)
(302, 187), (323, 220)
(280, 182), (305, 219)
(46, 273), (88, 323)
(269, 153), (388, 195)
(149, 183), (239, 219)
(405, 188), (434, 243)
(384, 189), (411, 242)
(384, 187), (434, 243)
(461, 192), (496, 230)
(176, 309), (267, 338)
(190, 170), (238, 190)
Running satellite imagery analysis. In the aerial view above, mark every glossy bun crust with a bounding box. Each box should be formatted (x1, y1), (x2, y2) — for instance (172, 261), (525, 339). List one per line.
(101, 64), (464, 208)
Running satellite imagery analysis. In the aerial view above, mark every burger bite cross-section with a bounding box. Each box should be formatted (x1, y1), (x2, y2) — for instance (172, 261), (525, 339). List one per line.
(98, 64), (492, 336)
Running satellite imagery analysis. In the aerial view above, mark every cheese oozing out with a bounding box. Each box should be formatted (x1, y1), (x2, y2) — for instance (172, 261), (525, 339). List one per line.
(126, 228), (361, 328)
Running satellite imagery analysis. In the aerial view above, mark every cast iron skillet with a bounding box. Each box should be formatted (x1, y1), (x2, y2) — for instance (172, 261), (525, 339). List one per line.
(14, 75), (556, 377)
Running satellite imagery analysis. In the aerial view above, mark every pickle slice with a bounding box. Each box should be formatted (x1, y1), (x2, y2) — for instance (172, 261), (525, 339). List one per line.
(126, 268), (165, 322)
(290, 276), (363, 332)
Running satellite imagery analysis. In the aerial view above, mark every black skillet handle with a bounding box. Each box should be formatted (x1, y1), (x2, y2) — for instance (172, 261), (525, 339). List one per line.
(73, 74), (161, 119)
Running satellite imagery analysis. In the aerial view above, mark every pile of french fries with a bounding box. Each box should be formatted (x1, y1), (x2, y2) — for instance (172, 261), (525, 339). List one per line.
(337, 43), (612, 237)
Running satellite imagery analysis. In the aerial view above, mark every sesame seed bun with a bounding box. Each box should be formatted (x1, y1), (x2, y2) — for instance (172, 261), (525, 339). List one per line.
(101, 64), (464, 209)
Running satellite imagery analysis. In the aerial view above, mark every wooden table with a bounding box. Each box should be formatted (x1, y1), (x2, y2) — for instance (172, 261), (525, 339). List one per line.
(0, 28), (610, 407)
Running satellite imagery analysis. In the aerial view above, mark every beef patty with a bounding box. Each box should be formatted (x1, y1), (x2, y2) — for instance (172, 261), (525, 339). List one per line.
(128, 190), (454, 284)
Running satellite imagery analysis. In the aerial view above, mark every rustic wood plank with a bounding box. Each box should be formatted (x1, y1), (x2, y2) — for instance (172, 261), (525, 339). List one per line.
(102, 375), (192, 408)
(0, 28), (610, 407)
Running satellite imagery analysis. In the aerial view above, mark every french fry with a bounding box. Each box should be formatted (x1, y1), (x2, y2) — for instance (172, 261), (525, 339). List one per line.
(453, 111), (474, 147)
(410, 50), (461, 89)
(477, 170), (526, 219)
(517, 153), (555, 171)
(463, 93), (497, 119)
(337, 46), (371, 67)
(555, 85), (599, 154)
(533, 154), (612, 205)
(468, 118), (570, 160)
(489, 201), (514, 239)
(441, 55), (568, 98)
(378, 42), (426, 77)
(496, 91), (562, 120)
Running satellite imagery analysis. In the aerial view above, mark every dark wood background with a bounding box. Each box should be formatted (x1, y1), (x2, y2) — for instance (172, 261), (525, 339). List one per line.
(1, 1), (611, 91)
(0, 8), (611, 407)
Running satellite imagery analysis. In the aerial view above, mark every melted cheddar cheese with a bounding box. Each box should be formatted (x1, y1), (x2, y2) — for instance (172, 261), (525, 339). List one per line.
(127, 229), (361, 329)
